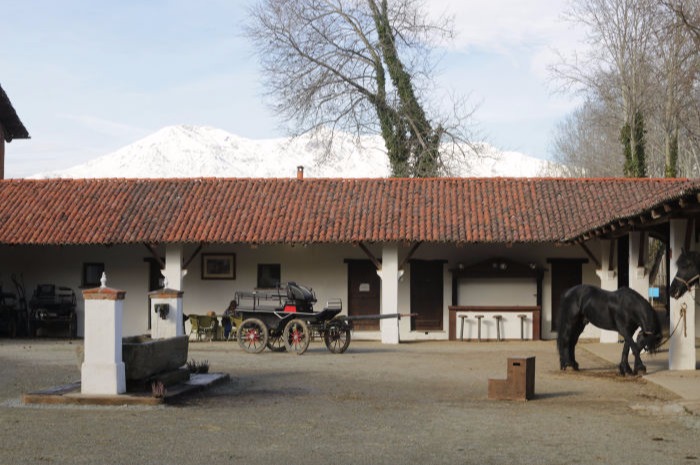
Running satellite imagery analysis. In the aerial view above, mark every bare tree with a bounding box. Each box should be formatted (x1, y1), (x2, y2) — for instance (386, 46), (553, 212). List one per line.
(551, 0), (656, 177)
(551, 99), (624, 177)
(246, 0), (475, 177)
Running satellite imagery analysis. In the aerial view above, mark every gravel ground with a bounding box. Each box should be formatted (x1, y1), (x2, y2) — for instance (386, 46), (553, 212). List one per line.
(1, 338), (699, 465)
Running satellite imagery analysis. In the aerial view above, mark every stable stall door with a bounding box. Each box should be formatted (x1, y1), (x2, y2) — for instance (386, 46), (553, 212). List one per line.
(410, 260), (444, 331)
(347, 260), (380, 330)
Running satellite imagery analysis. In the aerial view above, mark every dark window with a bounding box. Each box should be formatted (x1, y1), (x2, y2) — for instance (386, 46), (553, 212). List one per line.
(257, 264), (281, 288)
(82, 263), (105, 288)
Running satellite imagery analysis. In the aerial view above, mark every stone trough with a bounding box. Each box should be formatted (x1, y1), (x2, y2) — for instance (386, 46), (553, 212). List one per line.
(122, 334), (189, 381)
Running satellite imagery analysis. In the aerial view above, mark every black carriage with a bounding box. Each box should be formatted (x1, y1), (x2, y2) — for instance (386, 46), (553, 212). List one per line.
(28, 284), (78, 338)
(233, 282), (352, 355)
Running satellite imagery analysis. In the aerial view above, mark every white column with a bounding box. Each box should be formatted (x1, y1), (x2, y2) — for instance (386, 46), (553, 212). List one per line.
(162, 244), (184, 291)
(149, 288), (184, 339)
(669, 219), (696, 370)
(628, 232), (648, 298)
(378, 244), (400, 344)
(596, 240), (619, 343)
(81, 281), (126, 395)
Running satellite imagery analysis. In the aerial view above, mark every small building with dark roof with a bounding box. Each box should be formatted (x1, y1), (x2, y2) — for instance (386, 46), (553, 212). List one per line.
(0, 84), (30, 179)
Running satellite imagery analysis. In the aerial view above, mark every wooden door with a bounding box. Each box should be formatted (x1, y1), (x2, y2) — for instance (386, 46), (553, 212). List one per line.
(347, 260), (380, 330)
(548, 259), (585, 331)
(410, 260), (444, 331)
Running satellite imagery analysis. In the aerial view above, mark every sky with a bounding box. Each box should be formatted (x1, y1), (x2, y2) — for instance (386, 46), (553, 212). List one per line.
(1, 0), (585, 178)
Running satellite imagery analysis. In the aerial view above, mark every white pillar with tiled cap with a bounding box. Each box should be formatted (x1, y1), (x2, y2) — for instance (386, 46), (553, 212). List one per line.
(378, 243), (400, 344)
(669, 219), (696, 370)
(596, 240), (619, 343)
(81, 274), (126, 395)
(150, 286), (184, 339)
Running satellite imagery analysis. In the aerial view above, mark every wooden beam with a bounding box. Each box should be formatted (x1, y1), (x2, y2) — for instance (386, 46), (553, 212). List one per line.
(398, 241), (423, 270)
(638, 231), (646, 268)
(356, 242), (382, 271)
(143, 243), (165, 270)
(685, 218), (694, 251)
(579, 242), (601, 269)
(608, 240), (615, 271)
(183, 242), (204, 269)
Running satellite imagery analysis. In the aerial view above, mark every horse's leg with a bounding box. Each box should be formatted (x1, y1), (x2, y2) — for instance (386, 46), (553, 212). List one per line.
(627, 335), (647, 375)
(558, 313), (582, 370)
(568, 318), (586, 371)
(618, 338), (634, 376)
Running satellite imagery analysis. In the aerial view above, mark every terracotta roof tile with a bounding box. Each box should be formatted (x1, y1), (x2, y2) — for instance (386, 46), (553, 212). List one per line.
(1, 177), (699, 246)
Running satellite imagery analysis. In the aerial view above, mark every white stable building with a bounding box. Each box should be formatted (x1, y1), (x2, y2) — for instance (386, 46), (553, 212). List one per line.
(0, 176), (697, 371)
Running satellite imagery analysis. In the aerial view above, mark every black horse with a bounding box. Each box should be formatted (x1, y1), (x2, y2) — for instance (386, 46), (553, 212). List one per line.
(670, 250), (700, 299)
(557, 284), (662, 376)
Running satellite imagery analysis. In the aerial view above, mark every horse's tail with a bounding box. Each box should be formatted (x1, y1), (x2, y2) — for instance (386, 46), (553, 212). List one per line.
(557, 286), (582, 357)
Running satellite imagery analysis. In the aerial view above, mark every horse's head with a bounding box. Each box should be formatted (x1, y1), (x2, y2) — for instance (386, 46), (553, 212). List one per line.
(635, 329), (662, 354)
(670, 250), (700, 299)
(636, 300), (663, 354)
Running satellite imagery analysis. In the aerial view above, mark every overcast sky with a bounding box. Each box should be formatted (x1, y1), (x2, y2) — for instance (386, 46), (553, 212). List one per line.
(1, 0), (584, 178)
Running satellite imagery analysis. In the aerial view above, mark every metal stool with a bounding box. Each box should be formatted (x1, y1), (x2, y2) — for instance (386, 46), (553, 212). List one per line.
(475, 315), (484, 342)
(517, 314), (527, 340)
(459, 315), (468, 341)
(493, 315), (503, 341)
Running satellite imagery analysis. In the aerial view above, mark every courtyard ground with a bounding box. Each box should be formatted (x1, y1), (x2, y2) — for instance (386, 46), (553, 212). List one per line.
(0, 338), (698, 464)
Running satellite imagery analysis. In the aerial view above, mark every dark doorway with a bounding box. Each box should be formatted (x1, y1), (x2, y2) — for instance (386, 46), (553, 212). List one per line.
(410, 260), (444, 331)
(617, 236), (629, 288)
(548, 259), (586, 332)
(144, 258), (164, 330)
(346, 260), (380, 330)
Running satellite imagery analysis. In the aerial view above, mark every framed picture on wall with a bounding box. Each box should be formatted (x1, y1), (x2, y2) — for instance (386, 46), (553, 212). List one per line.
(201, 253), (236, 280)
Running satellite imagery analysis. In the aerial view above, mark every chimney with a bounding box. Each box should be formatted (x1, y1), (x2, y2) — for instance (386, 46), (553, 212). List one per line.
(297, 165), (304, 180)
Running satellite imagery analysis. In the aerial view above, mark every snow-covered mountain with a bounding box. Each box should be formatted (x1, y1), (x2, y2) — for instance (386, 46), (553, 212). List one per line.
(31, 125), (555, 179)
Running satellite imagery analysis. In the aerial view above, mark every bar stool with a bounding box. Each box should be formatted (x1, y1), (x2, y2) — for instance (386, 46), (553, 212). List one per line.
(517, 314), (527, 340)
(459, 315), (468, 341)
(493, 315), (503, 341)
(475, 315), (484, 342)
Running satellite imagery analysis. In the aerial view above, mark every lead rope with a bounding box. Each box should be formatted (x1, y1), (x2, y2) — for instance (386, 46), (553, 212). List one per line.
(658, 303), (687, 347)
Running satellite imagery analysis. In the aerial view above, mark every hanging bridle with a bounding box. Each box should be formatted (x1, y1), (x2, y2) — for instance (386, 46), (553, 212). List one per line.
(671, 273), (700, 292)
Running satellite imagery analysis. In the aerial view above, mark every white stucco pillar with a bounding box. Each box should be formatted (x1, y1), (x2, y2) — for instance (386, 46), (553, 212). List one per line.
(149, 288), (184, 339)
(162, 244), (184, 291)
(81, 281), (126, 395)
(378, 244), (400, 344)
(669, 219), (696, 370)
(628, 232), (648, 298)
(596, 240), (619, 343)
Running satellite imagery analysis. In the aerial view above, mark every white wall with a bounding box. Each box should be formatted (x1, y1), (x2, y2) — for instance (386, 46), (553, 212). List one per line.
(0, 244), (149, 337)
(0, 240), (599, 342)
(458, 278), (537, 306)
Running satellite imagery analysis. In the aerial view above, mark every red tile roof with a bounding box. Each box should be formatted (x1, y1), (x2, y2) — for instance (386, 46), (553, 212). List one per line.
(0, 177), (698, 246)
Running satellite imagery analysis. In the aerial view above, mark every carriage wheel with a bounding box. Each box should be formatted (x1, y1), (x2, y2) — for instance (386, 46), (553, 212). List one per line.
(324, 321), (351, 354)
(266, 330), (287, 352)
(283, 319), (310, 355)
(237, 318), (269, 354)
